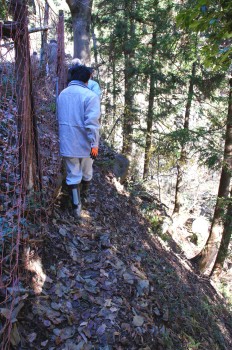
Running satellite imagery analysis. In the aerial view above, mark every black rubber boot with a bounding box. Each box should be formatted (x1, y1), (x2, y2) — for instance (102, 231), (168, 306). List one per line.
(81, 180), (91, 207)
(68, 184), (81, 218)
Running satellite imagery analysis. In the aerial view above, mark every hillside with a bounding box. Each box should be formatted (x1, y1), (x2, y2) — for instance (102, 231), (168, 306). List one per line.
(15, 144), (232, 350)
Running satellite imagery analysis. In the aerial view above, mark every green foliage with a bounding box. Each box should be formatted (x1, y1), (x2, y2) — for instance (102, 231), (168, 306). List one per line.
(0, 0), (8, 19)
(182, 333), (202, 349)
(95, 159), (115, 169)
(49, 101), (56, 113)
(196, 71), (225, 98)
(216, 281), (232, 309)
(199, 139), (223, 170)
(177, 1), (232, 70)
(64, 12), (73, 39)
(94, 0), (228, 204)
(25, 191), (46, 211)
(159, 332), (175, 349)
(150, 215), (160, 229)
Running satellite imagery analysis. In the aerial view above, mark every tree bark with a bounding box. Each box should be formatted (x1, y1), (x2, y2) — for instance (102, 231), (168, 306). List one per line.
(57, 10), (66, 93)
(194, 78), (232, 276)
(91, 23), (98, 67)
(111, 52), (117, 147)
(40, 0), (49, 76)
(11, 0), (40, 194)
(122, 1), (136, 158)
(213, 187), (232, 275)
(173, 61), (197, 214)
(66, 0), (93, 64)
(143, 28), (156, 179)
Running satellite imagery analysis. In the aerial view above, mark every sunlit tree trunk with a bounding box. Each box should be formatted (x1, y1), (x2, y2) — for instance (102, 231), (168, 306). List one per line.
(213, 187), (232, 276)
(194, 78), (232, 276)
(173, 61), (197, 214)
(66, 0), (93, 64)
(143, 27), (156, 179)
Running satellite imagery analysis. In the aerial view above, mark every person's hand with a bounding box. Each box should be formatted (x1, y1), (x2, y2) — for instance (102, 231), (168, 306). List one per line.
(90, 147), (98, 160)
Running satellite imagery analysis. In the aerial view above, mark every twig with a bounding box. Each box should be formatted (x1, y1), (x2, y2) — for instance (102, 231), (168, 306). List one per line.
(106, 114), (123, 140)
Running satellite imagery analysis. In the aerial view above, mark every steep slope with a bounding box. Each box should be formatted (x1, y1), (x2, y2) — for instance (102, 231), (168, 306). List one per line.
(17, 144), (232, 350)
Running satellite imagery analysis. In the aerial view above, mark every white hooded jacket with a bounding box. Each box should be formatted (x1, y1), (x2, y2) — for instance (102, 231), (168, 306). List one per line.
(58, 81), (100, 158)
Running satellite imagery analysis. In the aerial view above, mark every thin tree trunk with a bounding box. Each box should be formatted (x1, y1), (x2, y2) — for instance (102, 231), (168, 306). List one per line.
(111, 54), (117, 147)
(91, 23), (98, 67)
(40, 0), (49, 76)
(157, 154), (161, 202)
(194, 78), (232, 276)
(173, 61), (197, 214)
(66, 0), (93, 64)
(57, 10), (66, 94)
(122, 2), (136, 158)
(143, 28), (156, 179)
(122, 65), (134, 156)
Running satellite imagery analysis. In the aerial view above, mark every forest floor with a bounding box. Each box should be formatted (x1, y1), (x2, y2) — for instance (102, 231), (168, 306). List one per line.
(17, 144), (232, 350)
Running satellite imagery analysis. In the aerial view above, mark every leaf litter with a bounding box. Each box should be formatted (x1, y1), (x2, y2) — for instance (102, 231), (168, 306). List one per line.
(15, 144), (232, 350)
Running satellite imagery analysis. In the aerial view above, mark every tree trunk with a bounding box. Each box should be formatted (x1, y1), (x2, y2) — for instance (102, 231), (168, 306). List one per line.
(173, 61), (197, 214)
(57, 10), (66, 93)
(111, 53), (117, 147)
(40, 0), (49, 76)
(213, 187), (232, 275)
(143, 28), (156, 179)
(122, 2), (136, 158)
(66, 0), (93, 64)
(194, 78), (232, 276)
(91, 23), (98, 67)
(12, 0), (40, 194)
(122, 64), (134, 156)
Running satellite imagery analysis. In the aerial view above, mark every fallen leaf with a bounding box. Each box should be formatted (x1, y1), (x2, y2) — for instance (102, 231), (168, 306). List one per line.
(133, 315), (144, 327)
(96, 324), (106, 336)
(123, 272), (134, 285)
(104, 299), (112, 307)
(41, 340), (48, 347)
(0, 308), (11, 319)
(27, 332), (37, 343)
(10, 323), (21, 347)
(162, 309), (169, 322)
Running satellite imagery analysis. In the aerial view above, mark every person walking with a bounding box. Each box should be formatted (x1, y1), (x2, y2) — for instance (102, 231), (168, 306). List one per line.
(57, 65), (101, 218)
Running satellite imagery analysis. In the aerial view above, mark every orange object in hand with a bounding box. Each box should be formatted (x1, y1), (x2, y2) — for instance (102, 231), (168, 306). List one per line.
(90, 147), (98, 159)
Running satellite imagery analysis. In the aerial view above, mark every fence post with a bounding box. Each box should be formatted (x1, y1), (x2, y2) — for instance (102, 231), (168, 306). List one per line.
(57, 10), (66, 94)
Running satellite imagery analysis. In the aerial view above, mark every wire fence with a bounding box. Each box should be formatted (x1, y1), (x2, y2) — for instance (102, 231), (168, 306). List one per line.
(0, 1), (65, 348)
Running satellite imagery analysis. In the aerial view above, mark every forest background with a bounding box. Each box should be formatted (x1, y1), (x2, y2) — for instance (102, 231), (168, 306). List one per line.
(63, 0), (232, 283)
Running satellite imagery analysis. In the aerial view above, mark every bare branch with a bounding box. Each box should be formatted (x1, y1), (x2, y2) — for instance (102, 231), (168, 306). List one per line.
(28, 25), (53, 34)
